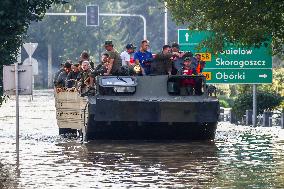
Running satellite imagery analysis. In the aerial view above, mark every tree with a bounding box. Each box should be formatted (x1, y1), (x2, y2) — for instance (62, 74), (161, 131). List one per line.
(27, 0), (178, 64)
(232, 91), (282, 120)
(165, 0), (284, 55)
(0, 0), (62, 103)
(24, 0), (182, 88)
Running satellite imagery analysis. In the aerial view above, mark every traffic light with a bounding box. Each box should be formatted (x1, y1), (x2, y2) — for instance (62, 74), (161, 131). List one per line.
(86, 5), (99, 26)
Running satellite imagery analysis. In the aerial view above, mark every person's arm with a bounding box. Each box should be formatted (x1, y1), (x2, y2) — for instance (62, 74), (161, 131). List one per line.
(141, 66), (145, 75)
(55, 72), (64, 87)
(105, 58), (114, 75)
(125, 53), (131, 67)
(53, 69), (62, 84)
(134, 52), (145, 75)
(135, 59), (140, 65)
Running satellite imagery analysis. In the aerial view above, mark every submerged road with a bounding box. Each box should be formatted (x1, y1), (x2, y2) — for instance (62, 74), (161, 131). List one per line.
(0, 90), (284, 189)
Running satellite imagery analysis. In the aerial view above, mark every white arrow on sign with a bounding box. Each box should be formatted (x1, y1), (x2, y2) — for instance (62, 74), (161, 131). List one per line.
(185, 33), (189, 42)
(23, 42), (38, 57)
(259, 74), (267, 78)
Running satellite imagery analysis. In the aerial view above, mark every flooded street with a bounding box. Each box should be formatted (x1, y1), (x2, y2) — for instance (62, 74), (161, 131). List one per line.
(1, 90), (284, 189)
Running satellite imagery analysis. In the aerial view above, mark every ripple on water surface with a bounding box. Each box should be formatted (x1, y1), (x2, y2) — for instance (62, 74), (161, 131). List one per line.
(1, 90), (284, 189)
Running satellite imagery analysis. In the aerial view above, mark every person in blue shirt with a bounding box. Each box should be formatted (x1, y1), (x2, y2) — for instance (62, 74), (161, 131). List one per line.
(134, 40), (153, 75)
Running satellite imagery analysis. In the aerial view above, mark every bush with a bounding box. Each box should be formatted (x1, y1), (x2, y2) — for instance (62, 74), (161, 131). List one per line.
(219, 99), (230, 108)
(218, 95), (235, 108)
(232, 91), (283, 120)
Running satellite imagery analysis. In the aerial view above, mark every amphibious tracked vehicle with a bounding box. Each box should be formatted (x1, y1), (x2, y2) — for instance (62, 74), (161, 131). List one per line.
(85, 75), (220, 140)
(55, 75), (219, 140)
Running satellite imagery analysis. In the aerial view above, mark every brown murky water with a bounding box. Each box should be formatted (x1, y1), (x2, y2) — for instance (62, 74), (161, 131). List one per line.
(1, 90), (284, 189)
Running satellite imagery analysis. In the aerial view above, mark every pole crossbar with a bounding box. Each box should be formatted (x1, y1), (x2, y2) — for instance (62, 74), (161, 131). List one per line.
(45, 12), (147, 39)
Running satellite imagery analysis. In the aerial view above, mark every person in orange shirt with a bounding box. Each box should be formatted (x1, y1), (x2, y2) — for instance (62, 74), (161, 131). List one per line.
(195, 54), (206, 74)
(195, 54), (206, 95)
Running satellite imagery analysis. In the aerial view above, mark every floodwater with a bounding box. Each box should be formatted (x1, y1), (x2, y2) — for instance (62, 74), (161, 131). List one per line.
(0, 90), (284, 189)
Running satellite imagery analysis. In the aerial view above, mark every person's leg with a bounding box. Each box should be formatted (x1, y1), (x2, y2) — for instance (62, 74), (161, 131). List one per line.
(186, 86), (194, 95)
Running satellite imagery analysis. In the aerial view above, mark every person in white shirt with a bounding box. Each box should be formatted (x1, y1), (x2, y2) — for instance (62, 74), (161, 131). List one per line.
(120, 43), (136, 67)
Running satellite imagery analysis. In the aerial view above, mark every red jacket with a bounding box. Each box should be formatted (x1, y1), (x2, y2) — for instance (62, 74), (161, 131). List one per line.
(180, 68), (195, 87)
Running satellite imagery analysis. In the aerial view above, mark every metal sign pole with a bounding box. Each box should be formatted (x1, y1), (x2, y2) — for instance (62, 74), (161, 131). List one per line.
(28, 42), (34, 100)
(253, 84), (257, 126)
(15, 61), (20, 163)
(164, 2), (168, 45)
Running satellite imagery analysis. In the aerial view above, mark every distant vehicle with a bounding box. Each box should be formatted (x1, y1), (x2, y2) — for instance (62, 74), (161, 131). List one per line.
(54, 75), (220, 140)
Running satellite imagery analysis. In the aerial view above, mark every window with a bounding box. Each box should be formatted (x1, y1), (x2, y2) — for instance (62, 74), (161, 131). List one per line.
(98, 76), (137, 95)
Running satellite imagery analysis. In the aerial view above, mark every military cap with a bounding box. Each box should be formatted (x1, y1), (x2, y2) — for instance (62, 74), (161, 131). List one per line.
(104, 40), (113, 46)
(184, 57), (191, 61)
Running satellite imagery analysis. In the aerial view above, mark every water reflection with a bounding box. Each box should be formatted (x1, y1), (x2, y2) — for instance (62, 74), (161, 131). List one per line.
(0, 90), (284, 189)
(56, 141), (218, 188)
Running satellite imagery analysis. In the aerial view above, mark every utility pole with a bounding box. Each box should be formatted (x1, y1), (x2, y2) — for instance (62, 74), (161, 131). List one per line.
(164, 2), (168, 45)
(253, 85), (257, 126)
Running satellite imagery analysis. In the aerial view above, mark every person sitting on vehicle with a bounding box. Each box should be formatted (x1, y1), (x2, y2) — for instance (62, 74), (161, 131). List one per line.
(151, 44), (173, 75)
(194, 54), (206, 95)
(66, 63), (80, 88)
(78, 60), (93, 92)
(134, 40), (153, 75)
(53, 62), (65, 86)
(195, 54), (206, 74)
(171, 42), (185, 75)
(179, 57), (197, 95)
(92, 53), (110, 77)
(104, 40), (122, 76)
(80, 50), (94, 69)
(183, 51), (198, 69)
(120, 43), (136, 67)
(55, 60), (72, 89)
(120, 43), (136, 76)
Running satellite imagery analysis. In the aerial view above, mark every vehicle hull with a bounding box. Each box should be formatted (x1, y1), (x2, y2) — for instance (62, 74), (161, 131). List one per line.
(86, 120), (217, 140)
(86, 95), (219, 140)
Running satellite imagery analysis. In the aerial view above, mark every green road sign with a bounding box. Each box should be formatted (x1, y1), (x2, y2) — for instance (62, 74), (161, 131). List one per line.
(178, 29), (273, 84)
(202, 69), (272, 84)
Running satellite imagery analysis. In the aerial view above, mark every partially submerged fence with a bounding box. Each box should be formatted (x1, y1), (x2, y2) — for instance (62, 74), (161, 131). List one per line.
(219, 108), (284, 128)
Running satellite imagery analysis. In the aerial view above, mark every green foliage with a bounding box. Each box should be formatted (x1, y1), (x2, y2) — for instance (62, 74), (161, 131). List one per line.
(219, 99), (230, 108)
(165, 0), (284, 55)
(259, 68), (284, 96)
(232, 91), (283, 120)
(216, 84), (230, 96)
(0, 0), (61, 104)
(218, 95), (235, 108)
(26, 0), (180, 66)
(0, 0), (61, 65)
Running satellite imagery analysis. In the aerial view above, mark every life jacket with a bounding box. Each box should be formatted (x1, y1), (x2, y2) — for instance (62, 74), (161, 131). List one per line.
(180, 67), (195, 87)
(196, 63), (201, 74)
(182, 68), (194, 76)
(196, 60), (205, 74)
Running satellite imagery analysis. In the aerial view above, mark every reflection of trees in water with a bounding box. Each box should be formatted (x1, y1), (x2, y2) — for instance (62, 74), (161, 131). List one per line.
(0, 162), (18, 189)
(56, 141), (219, 188)
(215, 133), (284, 188)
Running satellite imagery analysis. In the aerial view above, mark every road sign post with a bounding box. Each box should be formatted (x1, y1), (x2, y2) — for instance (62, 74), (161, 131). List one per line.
(23, 42), (38, 100)
(3, 62), (32, 165)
